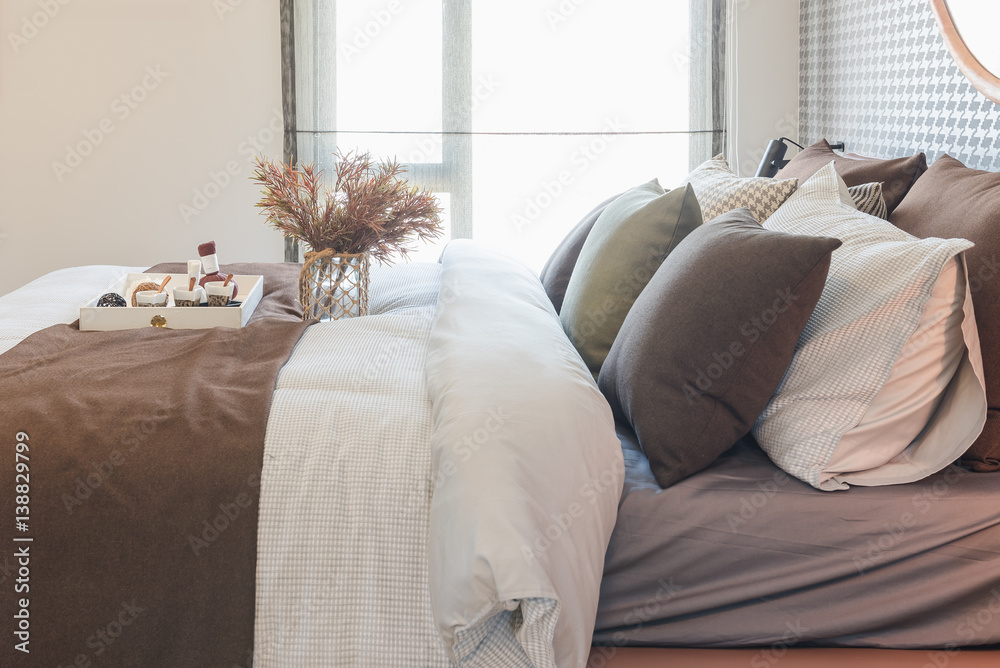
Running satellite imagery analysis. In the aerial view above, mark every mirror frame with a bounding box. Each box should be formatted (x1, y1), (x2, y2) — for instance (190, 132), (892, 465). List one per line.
(930, 0), (1000, 105)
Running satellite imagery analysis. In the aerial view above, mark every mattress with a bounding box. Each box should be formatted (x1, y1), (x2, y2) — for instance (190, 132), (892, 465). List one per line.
(593, 425), (1000, 649)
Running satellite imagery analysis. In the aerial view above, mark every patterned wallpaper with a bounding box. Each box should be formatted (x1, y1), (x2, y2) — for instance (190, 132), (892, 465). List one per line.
(799, 0), (1000, 171)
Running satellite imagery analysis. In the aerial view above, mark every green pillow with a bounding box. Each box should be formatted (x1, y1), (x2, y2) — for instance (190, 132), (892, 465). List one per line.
(560, 180), (702, 375)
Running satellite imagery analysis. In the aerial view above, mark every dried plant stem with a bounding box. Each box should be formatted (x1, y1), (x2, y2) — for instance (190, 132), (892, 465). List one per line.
(251, 150), (444, 264)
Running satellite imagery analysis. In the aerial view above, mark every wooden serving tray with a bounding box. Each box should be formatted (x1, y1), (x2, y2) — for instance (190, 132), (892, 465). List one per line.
(79, 273), (263, 331)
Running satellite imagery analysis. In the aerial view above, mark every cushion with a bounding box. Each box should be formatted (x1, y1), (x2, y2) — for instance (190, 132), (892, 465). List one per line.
(560, 180), (702, 375)
(755, 162), (986, 490)
(598, 208), (840, 488)
(538, 193), (622, 314)
(823, 257), (969, 475)
(775, 139), (927, 214)
(680, 154), (797, 222)
(847, 182), (888, 219)
(891, 154), (1000, 471)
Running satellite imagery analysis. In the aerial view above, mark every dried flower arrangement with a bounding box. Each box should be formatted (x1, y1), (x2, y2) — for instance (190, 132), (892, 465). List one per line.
(250, 150), (444, 262)
(251, 150), (444, 320)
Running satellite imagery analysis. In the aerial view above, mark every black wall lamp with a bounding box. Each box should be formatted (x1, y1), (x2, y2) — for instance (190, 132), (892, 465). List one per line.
(755, 137), (845, 177)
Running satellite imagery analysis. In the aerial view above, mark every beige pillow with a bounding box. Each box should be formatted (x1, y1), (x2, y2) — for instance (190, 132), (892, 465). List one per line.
(755, 162), (986, 490)
(823, 257), (972, 479)
(680, 154), (797, 222)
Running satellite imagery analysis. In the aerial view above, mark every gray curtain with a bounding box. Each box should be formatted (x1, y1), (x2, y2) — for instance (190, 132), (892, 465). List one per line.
(280, 0), (299, 262)
(280, 0), (338, 262)
(689, 0), (729, 169)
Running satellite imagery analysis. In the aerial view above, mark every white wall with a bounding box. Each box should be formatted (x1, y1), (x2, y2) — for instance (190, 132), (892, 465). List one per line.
(731, 0), (800, 176)
(0, 0), (283, 295)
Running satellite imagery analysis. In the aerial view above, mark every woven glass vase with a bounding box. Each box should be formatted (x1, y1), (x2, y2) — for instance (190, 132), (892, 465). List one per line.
(300, 251), (370, 321)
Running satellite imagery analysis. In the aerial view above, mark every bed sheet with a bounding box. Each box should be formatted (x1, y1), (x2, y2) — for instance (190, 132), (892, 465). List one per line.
(594, 425), (1000, 649)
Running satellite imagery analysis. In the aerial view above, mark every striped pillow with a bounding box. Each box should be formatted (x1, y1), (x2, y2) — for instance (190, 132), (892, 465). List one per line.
(848, 182), (888, 219)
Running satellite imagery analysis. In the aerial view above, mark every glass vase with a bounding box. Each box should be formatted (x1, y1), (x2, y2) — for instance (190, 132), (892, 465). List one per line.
(300, 251), (370, 321)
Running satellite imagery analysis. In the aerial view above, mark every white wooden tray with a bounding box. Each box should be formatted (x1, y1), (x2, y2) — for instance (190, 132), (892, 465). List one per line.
(79, 273), (264, 331)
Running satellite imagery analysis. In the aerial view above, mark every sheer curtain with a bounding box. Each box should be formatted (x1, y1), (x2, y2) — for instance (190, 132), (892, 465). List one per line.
(281, 0), (730, 266)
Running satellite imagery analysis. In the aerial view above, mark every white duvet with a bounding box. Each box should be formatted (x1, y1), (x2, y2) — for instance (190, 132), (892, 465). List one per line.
(427, 241), (623, 668)
(0, 246), (623, 667)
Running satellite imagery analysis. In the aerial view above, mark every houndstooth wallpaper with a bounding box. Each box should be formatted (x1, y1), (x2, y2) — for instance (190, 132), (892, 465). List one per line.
(800, 0), (1000, 171)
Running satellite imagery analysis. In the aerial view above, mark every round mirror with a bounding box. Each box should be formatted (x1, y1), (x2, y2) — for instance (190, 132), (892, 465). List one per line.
(930, 0), (1000, 104)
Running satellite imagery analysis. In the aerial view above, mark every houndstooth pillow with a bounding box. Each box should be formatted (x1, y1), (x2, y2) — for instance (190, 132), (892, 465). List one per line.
(847, 182), (889, 219)
(754, 162), (985, 491)
(680, 154), (797, 222)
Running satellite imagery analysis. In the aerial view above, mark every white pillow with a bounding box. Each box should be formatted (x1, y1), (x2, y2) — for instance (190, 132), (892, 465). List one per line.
(680, 154), (798, 223)
(754, 162), (987, 491)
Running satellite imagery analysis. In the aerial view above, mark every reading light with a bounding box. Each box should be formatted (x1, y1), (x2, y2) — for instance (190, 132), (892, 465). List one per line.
(755, 138), (845, 178)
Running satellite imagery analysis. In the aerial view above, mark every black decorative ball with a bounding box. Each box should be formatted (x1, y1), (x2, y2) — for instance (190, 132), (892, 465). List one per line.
(96, 292), (128, 307)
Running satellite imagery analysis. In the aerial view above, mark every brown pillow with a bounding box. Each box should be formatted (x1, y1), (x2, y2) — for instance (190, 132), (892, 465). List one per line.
(891, 154), (1000, 471)
(598, 208), (841, 488)
(776, 139), (927, 214)
(539, 193), (622, 313)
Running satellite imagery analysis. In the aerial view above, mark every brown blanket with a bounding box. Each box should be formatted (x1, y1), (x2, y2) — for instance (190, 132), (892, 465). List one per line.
(1, 263), (310, 667)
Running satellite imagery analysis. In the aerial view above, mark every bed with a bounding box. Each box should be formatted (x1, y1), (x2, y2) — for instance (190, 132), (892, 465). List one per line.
(0, 247), (622, 668)
(3, 152), (1000, 667)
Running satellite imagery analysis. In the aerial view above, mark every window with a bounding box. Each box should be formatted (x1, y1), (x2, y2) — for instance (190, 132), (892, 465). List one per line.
(285, 0), (727, 266)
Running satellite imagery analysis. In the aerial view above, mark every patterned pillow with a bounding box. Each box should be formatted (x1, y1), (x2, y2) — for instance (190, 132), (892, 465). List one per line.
(847, 182), (888, 219)
(754, 163), (985, 491)
(680, 154), (797, 222)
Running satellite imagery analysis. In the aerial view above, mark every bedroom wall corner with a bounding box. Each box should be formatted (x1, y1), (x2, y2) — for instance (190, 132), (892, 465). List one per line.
(0, 0), (284, 296)
(730, 0), (800, 176)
